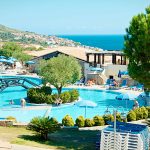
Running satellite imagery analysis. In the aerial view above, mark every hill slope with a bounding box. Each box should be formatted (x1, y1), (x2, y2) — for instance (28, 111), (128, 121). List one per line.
(0, 24), (80, 47)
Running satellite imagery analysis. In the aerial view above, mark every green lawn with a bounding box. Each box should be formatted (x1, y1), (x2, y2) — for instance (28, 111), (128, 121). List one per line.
(0, 127), (99, 150)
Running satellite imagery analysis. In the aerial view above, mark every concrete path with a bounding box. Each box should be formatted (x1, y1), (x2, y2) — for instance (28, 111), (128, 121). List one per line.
(0, 141), (53, 150)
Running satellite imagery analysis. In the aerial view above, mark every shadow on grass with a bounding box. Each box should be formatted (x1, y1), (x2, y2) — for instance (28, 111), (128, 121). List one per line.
(18, 129), (99, 150)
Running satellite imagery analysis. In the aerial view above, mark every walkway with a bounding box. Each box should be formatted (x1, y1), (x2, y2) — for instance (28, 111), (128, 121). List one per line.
(0, 141), (54, 150)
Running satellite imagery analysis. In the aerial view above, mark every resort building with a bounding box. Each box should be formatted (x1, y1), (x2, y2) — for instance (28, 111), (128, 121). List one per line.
(25, 46), (129, 84)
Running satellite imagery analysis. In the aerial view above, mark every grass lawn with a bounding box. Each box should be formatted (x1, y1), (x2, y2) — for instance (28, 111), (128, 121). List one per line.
(0, 126), (99, 150)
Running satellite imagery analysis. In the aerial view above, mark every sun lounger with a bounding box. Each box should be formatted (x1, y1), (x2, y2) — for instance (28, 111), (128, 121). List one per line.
(120, 79), (128, 89)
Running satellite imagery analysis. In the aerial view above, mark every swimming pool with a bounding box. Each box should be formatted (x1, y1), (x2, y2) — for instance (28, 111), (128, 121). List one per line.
(0, 75), (144, 123)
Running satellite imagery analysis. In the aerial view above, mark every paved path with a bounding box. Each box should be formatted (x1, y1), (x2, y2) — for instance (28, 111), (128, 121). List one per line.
(0, 141), (54, 150)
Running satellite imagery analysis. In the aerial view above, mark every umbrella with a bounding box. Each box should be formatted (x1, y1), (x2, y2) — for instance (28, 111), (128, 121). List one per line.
(75, 100), (97, 118)
(0, 58), (7, 62)
(8, 57), (17, 61)
(6, 60), (14, 64)
(26, 61), (35, 64)
(0, 56), (6, 59)
(90, 67), (103, 72)
(116, 92), (137, 109)
(138, 92), (149, 99)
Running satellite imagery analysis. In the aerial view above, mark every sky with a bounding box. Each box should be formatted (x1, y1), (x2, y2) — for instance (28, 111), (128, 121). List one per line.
(0, 0), (149, 35)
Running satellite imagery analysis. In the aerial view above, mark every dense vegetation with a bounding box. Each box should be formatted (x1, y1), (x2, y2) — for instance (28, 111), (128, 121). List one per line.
(127, 106), (149, 121)
(124, 6), (150, 92)
(0, 24), (48, 46)
(0, 42), (32, 62)
(38, 55), (82, 94)
(27, 87), (79, 104)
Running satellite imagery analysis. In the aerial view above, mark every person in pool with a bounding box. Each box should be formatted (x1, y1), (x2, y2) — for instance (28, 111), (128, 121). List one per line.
(9, 99), (14, 105)
(20, 98), (26, 107)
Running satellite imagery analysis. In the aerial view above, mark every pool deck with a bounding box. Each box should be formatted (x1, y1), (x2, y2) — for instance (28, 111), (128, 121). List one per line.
(67, 84), (142, 96)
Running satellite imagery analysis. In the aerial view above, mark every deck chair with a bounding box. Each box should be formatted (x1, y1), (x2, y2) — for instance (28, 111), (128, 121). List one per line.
(120, 79), (128, 88)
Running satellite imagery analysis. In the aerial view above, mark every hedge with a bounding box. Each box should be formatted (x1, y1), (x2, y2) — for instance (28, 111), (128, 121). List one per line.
(93, 115), (105, 126)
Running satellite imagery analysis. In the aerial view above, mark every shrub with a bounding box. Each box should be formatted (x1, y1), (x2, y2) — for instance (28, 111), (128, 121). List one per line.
(134, 108), (143, 120)
(146, 106), (150, 118)
(116, 113), (122, 122)
(84, 118), (94, 127)
(62, 115), (74, 127)
(60, 91), (71, 103)
(140, 107), (148, 119)
(127, 110), (136, 121)
(6, 116), (17, 122)
(69, 89), (79, 102)
(40, 86), (52, 95)
(75, 116), (85, 127)
(103, 114), (114, 125)
(27, 117), (60, 140)
(93, 115), (105, 126)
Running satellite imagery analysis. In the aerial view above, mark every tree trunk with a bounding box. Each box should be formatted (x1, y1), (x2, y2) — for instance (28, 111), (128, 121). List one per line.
(42, 133), (48, 140)
(57, 86), (62, 95)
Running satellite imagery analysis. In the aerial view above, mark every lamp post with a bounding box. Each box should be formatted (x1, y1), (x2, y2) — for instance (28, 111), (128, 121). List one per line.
(104, 105), (126, 149)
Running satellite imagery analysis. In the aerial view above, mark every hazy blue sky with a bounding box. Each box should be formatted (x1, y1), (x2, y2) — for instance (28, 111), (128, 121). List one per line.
(0, 0), (149, 35)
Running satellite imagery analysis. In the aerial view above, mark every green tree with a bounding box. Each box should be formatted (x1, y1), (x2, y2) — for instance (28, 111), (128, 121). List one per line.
(27, 117), (60, 140)
(124, 6), (150, 101)
(0, 42), (22, 57)
(0, 42), (32, 63)
(39, 54), (82, 94)
(12, 51), (32, 63)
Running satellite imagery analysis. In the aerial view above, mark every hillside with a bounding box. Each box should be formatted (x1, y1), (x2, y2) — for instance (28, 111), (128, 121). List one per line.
(0, 24), (81, 47)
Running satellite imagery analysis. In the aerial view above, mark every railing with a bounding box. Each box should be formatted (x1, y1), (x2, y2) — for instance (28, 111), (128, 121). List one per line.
(0, 77), (40, 91)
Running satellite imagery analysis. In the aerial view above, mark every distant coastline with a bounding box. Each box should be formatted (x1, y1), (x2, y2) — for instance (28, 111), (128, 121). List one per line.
(58, 35), (125, 51)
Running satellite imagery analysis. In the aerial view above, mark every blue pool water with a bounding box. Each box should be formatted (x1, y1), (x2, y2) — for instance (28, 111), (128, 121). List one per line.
(0, 76), (144, 123)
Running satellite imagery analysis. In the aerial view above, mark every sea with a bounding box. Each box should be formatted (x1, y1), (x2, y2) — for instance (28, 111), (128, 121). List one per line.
(59, 35), (125, 51)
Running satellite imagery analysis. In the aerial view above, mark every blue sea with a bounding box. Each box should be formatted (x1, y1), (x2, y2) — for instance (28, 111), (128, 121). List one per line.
(59, 35), (125, 50)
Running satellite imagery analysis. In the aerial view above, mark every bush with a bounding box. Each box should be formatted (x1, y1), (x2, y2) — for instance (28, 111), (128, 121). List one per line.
(69, 89), (79, 102)
(140, 106), (148, 119)
(146, 106), (150, 118)
(75, 116), (85, 127)
(60, 91), (71, 103)
(27, 117), (60, 140)
(6, 116), (17, 122)
(40, 86), (52, 95)
(84, 118), (94, 127)
(27, 88), (79, 104)
(93, 115), (105, 126)
(62, 115), (74, 127)
(103, 114), (114, 125)
(116, 113), (122, 122)
(134, 108), (143, 120)
(127, 110), (136, 121)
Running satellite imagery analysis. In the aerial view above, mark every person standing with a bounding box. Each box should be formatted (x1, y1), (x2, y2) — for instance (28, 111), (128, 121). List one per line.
(20, 98), (26, 107)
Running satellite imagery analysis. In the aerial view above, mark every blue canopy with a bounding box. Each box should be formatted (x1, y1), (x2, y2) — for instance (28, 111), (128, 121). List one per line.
(76, 100), (97, 107)
(116, 93), (137, 101)
(90, 67), (103, 72)
(8, 57), (17, 61)
(26, 61), (35, 64)
(76, 100), (97, 118)
(6, 60), (14, 64)
(0, 56), (6, 59)
(0, 58), (7, 62)
(116, 92), (138, 109)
